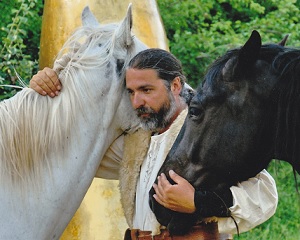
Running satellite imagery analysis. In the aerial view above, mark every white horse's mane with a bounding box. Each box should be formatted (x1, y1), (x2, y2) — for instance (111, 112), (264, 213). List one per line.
(0, 21), (137, 188)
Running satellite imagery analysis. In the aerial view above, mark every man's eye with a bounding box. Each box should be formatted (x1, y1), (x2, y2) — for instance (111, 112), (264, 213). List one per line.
(143, 89), (151, 93)
(127, 89), (134, 96)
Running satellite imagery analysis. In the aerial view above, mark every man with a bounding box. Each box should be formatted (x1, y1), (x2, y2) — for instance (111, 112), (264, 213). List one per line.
(30, 49), (278, 239)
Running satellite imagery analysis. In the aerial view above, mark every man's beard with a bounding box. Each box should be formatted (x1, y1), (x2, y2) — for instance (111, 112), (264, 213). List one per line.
(136, 94), (177, 132)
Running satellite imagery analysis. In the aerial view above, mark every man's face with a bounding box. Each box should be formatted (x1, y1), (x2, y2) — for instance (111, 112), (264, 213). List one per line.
(125, 68), (177, 131)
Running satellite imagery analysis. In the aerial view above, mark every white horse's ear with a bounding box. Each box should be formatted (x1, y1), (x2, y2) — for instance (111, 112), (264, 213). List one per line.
(116, 3), (133, 47)
(81, 6), (100, 27)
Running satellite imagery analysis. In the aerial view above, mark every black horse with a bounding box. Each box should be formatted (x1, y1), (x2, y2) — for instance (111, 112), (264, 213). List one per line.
(149, 30), (300, 235)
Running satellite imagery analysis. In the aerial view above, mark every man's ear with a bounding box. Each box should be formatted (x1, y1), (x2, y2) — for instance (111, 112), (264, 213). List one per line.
(171, 77), (182, 94)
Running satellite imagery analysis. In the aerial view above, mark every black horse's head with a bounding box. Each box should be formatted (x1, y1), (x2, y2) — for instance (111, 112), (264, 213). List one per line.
(149, 30), (300, 234)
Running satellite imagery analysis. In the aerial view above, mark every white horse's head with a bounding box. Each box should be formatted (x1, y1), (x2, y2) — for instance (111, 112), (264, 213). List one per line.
(54, 4), (147, 133)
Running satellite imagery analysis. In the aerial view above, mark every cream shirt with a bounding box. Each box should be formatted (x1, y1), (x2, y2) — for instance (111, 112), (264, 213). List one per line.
(133, 131), (170, 234)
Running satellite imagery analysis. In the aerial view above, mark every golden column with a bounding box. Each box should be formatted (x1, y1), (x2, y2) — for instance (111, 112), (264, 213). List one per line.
(39, 1), (168, 239)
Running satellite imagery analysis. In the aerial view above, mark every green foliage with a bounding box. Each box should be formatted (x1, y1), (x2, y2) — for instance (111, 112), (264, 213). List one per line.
(157, 0), (300, 87)
(0, 0), (43, 98)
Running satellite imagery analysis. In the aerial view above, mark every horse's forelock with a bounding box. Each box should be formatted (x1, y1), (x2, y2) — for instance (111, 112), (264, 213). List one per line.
(55, 22), (142, 78)
(202, 49), (238, 88)
(56, 25), (115, 69)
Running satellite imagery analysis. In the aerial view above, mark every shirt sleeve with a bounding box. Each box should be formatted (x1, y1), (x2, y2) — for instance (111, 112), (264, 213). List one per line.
(217, 169), (278, 234)
(94, 135), (124, 180)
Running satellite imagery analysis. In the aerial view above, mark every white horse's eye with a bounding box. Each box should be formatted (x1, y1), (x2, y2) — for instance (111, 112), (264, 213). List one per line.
(116, 59), (125, 75)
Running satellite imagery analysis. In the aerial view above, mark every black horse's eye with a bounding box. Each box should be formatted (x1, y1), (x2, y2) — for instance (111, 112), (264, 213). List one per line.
(189, 106), (202, 117)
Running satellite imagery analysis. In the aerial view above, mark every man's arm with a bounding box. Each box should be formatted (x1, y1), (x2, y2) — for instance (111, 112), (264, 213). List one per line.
(218, 169), (278, 234)
(153, 169), (278, 234)
(30, 67), (61, 97)
(95, 134), (124, 180)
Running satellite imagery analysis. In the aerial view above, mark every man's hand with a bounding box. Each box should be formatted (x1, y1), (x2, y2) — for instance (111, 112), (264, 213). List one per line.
(152, 170), (196, 213)
(30, 67), (62, 97)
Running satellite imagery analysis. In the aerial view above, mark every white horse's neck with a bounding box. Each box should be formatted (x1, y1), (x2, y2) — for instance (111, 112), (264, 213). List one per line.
(0, 75), (127, 240)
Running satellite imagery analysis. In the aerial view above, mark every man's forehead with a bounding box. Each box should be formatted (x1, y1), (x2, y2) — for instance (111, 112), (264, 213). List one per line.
(126, 81), (162, 91)
(125, 68), (162, 87)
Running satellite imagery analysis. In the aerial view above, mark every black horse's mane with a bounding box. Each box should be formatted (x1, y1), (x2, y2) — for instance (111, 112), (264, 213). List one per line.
(272, 48), (300, 169)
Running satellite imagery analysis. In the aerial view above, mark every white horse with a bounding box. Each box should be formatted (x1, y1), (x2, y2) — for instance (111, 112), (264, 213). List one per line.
(0, 5), (147, 239)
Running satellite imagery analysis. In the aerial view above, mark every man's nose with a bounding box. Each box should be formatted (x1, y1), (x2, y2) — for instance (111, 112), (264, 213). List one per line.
(131, 93), (145, 109)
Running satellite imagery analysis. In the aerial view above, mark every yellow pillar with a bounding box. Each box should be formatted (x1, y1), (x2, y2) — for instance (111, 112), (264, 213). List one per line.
(39, 1), (168, 239)
(39, 0), (168, 68)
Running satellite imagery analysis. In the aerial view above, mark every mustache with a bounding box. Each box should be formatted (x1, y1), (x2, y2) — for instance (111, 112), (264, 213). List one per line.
(136, 106), (155, 116)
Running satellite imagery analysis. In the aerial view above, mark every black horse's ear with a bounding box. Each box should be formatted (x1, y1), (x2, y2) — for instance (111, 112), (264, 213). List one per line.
(234, 30), (262, 76)
(278, 34), (289, 46)
(222, 31), (261, 82)
(238, 30), (262, 65)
